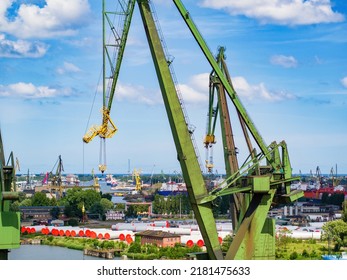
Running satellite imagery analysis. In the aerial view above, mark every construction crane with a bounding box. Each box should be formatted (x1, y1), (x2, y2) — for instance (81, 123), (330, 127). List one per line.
(49, 155), (64, 198)
(83, 0), (136, 173)
(133, 168), (142, 191)
(0, 130), (20, 260)
(88, 0), (303, 260)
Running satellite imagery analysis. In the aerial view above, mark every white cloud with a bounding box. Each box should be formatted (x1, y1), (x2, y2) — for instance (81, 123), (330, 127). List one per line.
(115, 82), (163, 105)
(0, 33), (48, 57)
(180, 73), (295, 103)
(0, 0), (91, 39)
(178, 73), (209, 104)
(270, 54), (298, 68)
(341, 77), (347, 88)
(0, 82), (71, 99)
(107, 73), (295, 105)
(231, 76), (296, 102)
(199, 0), (344, 25)
(56, 62), (81, 75)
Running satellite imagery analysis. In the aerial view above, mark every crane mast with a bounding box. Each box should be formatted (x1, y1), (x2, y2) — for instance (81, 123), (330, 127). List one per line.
(84, 0), (303, 259)
(172, 0), (304, 259)
(0, 130), (20, 260)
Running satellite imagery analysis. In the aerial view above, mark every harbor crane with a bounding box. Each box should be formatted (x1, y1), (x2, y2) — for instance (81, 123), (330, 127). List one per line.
(82, 0), (136, 173)
(0, 130), (20, 260)
(86, 0), (303, 259)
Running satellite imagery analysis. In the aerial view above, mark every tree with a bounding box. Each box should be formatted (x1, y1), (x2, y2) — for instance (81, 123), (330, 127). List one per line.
(61, 187), (101, 218)
(322, 220), (347, 251)
(125, 205), (136, 218)
(31, 192), (51, 206)
(50, 206), (61, 219)
(101, 193), (112, 201)
(90, 202), (105, 219)
(20, 198), (32, 207)
(100, 198), (114, 211)
(342, 201), (347, 222)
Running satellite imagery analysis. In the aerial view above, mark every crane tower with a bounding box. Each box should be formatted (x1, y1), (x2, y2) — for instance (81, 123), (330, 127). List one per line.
(85, 0), (303, 259)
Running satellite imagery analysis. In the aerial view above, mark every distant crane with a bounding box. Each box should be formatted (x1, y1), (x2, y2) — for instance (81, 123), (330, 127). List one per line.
(133, 168), (142, 191)
(49, 155), (64, 198)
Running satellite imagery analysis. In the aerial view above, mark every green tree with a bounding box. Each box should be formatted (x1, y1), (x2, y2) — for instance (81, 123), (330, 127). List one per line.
(101, 193), (112, 201)
(90, 202), (104, 219)
(221, 235), (233, 253)
(20, 198), (32, 207)
(31, 192), (51, 206)
(61, 187), (101, 218)
(342, 201), (347, 222)
(322, 219), (347, 251)
(63, 204), (76, 218)
(50, 206), (61, 219)
(125, 205), (136, 218)
(50, 196), (57, 206)
(128, 242), (141, 253)
(100, 198), (114, 211)
(114, 203), (125, 210)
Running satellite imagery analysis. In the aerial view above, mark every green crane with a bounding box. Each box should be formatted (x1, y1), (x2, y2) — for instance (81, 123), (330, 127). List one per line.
(173, 0), (304, 259)
(0, 130), (20, 260)
(83, 0), (136, 173)
(88, 0), (303, 259)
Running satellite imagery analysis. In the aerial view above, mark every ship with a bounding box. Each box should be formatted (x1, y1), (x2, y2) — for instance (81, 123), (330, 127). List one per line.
(157, 180), (187, 196)
(105, 174), (118, 187)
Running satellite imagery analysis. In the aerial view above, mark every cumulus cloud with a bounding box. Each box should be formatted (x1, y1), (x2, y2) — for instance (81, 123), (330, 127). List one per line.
(199, 0), (344, 25)
(0, 0), (91, 39)
(270, 54), (298, 68)
(232, 76), (296, 102)
(109, 73), (209, 106)
(56, 62), (81, 75)
(179, 73), (295, 103)
(114, 82), (163, 105)
(0, 82), (71, 99)
(106, 73), (295, 105)
(341, 77), (347, 88)
(0, 33), (48, 57)
(178, 73), (209, 103)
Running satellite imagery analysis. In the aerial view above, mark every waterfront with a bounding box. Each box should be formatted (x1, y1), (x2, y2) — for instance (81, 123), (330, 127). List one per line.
(8, 245), (120, 260)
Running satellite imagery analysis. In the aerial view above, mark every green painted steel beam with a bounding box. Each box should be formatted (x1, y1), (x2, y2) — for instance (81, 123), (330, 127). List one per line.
(103, 0), (136, 111)
(0, 130), (20, 260)
(226, 191), (276, 259)
(137, 0), (223, 260)
(172, 0), (277, 170)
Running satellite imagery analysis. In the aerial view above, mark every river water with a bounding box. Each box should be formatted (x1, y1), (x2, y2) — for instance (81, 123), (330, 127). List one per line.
(8, 245), (118, 260)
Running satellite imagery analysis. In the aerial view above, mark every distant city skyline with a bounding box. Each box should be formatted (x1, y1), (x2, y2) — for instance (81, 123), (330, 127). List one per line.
(0, 0), (346, 175)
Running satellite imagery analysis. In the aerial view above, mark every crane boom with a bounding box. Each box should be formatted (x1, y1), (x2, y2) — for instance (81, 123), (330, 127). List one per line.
(83, 0), (136, 173)
(137, 0), (223, 260)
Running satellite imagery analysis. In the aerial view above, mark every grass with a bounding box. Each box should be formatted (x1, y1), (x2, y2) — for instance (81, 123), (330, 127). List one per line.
(275, 237), (332, 260)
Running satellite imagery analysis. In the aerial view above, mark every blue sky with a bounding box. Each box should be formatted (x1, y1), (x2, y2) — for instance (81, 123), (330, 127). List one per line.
(0, 0), (346, 176)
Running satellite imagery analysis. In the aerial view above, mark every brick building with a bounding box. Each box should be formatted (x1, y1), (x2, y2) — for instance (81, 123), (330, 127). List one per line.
(135, 230), (181, 247)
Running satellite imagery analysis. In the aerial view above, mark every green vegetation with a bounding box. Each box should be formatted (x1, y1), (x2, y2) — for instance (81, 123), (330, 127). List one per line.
(321, 219), (347, 251)
(18, 187), (115, 221)
(275, 236), (324, 260)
